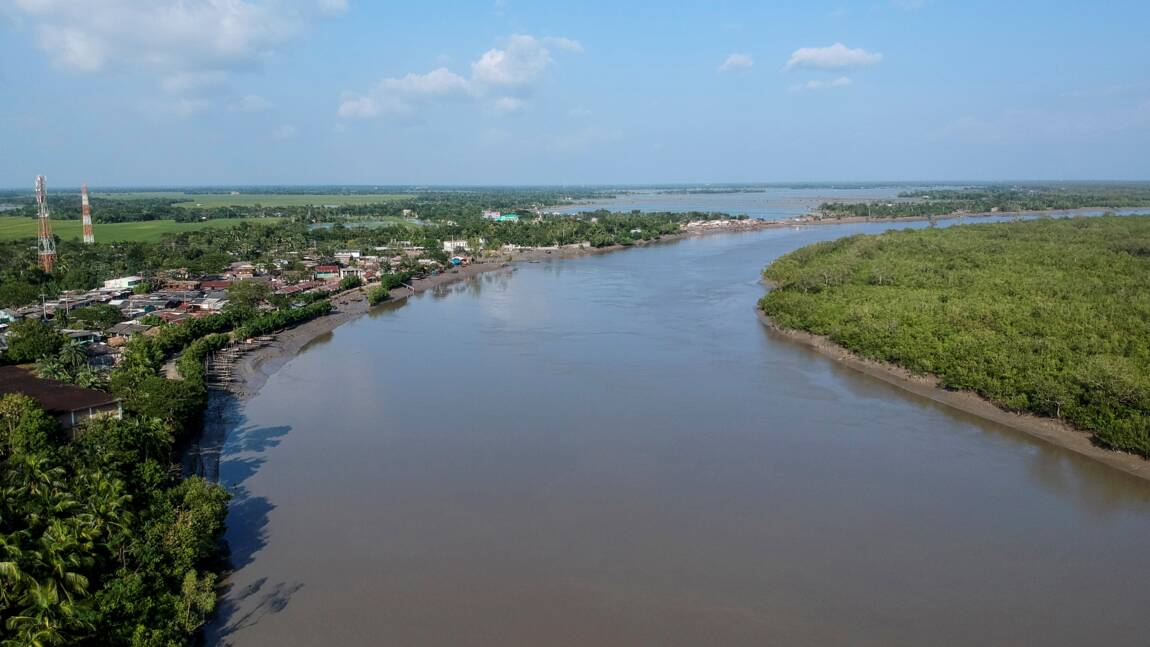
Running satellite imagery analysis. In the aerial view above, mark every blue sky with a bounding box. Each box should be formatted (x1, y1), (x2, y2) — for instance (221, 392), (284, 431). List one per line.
(1, 0), (1148, 186)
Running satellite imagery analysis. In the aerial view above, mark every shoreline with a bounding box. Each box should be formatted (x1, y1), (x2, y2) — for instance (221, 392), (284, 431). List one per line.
(755, 308), (1150, 483)
(793, 205), (1150, 227)
(185, 221), (774, 479)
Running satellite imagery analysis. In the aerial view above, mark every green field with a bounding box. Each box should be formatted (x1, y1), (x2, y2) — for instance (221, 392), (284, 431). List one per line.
(0, 216), (283, 242)
(106, 192), (415, 207)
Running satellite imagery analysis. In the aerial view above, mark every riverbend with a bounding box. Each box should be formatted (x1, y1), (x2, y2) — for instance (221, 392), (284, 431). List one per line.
(207, 222), (1150, 646)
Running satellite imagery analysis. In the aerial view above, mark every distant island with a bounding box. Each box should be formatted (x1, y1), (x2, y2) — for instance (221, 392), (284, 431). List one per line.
(760, 215), (1150, 457)
(815, 183), (1150, 220)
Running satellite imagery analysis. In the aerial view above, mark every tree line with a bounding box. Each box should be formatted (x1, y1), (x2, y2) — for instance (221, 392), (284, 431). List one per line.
(818, 183), (1150, 219)
(760, 216), (1150, 455)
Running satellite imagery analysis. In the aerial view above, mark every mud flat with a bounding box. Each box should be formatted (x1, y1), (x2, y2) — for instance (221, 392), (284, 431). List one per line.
(756, 308), (1150, 483)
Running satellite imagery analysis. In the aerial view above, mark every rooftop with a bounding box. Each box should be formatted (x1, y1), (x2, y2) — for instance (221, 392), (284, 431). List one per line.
(0, 366), (120, 414)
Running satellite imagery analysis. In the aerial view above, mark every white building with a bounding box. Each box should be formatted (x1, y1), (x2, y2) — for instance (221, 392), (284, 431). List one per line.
(334, 250), (362, 265)
(443, 239), (470, 253)
(103, 276), (145, 290)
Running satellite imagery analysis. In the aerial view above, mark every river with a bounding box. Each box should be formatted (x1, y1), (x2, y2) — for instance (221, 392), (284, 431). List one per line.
(206, 218), (1150, 646)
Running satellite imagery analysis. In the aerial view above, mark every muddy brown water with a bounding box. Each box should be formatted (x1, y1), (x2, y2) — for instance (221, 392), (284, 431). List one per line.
(206, 220), (1150, 646)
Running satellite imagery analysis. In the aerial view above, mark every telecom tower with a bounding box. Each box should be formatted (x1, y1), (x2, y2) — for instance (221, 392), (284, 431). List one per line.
(81, 183), (95, 244)
(35, 175), (57, 273)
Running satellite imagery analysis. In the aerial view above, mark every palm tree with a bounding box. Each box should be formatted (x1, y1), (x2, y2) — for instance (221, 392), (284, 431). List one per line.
(56, 342), (87, 375)
(32, 359), (69, 384)
(71, 367), (103, 390)
(4, 579), (72, 647)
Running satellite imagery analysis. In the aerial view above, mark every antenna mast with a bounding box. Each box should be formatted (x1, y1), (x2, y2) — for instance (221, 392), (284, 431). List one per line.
(35, 175), (57, 273)
(81, 183), (94, 244)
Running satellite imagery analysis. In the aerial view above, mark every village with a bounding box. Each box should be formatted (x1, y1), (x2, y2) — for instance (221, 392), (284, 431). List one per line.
(0, 194), (754, 438)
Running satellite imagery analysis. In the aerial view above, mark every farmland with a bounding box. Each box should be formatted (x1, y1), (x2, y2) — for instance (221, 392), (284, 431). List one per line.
(0, 215), (283, 242)
(107, 192), (415, 208)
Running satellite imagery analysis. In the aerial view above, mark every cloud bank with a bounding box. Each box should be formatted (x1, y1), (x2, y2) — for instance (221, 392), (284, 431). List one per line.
(5, 0), (342, 106)
(339, 34), (582, 120)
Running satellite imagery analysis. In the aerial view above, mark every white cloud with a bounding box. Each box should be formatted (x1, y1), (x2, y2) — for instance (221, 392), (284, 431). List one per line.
(785, 43), (882, 71)
(472, 34), (557, 87)
(795, 76), (853, 91)
(718, 53), (753, 73)
(7, 0), (343, 101)
(337, 67), (472, 119)
(341, 33), (581, 120)
(381, 67), (471, 97)
(493, 96), (526, 114)
(543, 36), (584, 54)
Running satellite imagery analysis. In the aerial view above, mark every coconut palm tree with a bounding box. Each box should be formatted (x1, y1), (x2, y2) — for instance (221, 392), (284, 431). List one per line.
(3, 579), (73, 647)
(56, 342), (87, 375)
(32, 358), (69, 384)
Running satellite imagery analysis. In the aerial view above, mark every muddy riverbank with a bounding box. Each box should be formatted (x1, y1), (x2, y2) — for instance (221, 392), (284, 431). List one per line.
(756, 308), (1150, 482)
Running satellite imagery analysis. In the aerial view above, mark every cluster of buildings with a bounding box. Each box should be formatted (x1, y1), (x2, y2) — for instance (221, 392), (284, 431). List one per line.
(482, 210), (520, 223)
(0, 242), (459, 359)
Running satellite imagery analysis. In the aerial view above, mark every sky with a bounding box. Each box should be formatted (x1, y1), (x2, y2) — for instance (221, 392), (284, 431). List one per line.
(0, 0), (1148, 187)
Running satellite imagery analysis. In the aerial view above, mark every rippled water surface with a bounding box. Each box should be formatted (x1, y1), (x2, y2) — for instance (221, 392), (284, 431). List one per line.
(208, 219), (1150, 646)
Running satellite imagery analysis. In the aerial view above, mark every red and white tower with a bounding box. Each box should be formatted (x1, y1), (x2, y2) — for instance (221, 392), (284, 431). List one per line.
(35, 175), (57, 273)
(81, 183), (94, 244)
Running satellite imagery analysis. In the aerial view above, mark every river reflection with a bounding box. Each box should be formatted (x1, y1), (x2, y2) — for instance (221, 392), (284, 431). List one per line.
(206, 222), (1150, 647)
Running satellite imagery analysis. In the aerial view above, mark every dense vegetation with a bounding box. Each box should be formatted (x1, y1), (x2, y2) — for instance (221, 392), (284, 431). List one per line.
(760, 216), (1150, 455)
(819, 183), (1150, 219)
(0, 208), (722, 308)
(367, 271), (417, 305)
(0, 294), (338, 645)
(0, 396), (228, 646)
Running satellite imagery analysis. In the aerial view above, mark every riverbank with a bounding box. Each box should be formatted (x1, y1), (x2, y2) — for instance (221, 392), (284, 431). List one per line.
(186, 221), (777, 480)
(218, 220), (777, 397)
(756, 308), (1150, 483)
(798, 205), (1149, 226)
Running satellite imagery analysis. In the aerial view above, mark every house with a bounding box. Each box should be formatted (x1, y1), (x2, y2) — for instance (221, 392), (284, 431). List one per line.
(339, 266), (366, 279)
(0, 366), (122, 429)
(443, 239), (471, 253)
(483, 210), (519, 222)
(154, 311), (189, 324)
(229, 263), (256, 280)
(201, 279), (232, 290)
(314, 264), (341, 280)
(334, 250), (362, 265)
(275, 280), (325, 296)
(103, 276), (145, 290)
(165, 279), (201, 291)
(192, 297), (227, 312)
(63, 329), (102, 345)
(0, 309), (16, 324)
(107, 321), (153, 339)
